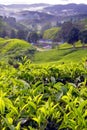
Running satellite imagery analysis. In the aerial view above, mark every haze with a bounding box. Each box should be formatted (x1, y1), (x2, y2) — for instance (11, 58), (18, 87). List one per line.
(1, 0), (87, 5)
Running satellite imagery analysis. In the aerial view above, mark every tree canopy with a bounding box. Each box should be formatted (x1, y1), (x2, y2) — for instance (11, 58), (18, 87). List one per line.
(67, 27), (80, 45)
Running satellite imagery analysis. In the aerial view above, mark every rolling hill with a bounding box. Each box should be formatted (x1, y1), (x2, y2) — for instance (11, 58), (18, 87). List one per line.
(0, 38), (36, 62)
(0, 38), (87, 64)
(1, 4), (87, 31)
(33, 42), (87, 64)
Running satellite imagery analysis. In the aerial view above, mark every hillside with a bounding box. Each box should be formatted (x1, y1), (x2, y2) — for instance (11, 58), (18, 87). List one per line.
(43, 4), (87, 17)
(43, 27), (61, 40)
(1, 3), (87, 20)
(1, 4), (87, 31)
(0, 38), (87, 64)
(0, 16), (27, 39)
(34, 42), (87, 63)
(0, 38), (36, 62)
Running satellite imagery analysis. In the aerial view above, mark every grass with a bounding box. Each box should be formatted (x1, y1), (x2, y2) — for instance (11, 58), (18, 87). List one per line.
(58, 48), (87, 63)
(59, 42), (73, 49)
(34, 42), (87, 64)
(0, 38), (87, 64)
(59, 40), (84, 49)
(33, 48), (73, 63)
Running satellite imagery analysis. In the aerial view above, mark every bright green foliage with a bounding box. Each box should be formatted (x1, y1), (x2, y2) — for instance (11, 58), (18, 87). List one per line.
(59, 49), (87, 63)
(59, 41), (83, 49)
(34, 40), (87, 64)
(59, 42), (73, 49)
(0, 38), (36, 61)
(34, 47), (87, 63)
(43, 27), (60, 40)
(1, 38), (87, 64)
(0, 60), (87, 129)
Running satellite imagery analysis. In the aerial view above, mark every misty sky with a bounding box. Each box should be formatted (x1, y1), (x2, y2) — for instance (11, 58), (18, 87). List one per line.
(1, 0), (87, 5)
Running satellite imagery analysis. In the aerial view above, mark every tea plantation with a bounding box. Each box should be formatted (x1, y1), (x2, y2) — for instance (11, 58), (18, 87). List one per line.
(0, 60), (87, 130)
(0, 38), (87, 129)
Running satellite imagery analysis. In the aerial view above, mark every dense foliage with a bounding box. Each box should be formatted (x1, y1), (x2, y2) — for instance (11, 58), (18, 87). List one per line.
(67, 27), (80, 45)
(0, 60), (87, 129)
(1, 15), (87, 46)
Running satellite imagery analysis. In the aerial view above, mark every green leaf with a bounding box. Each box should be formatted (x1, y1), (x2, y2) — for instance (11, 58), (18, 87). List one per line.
(29, 101), (37, 110)
(32, 116), (40, 127)
(15, 122), (21, 130)
(28, 126), (36, 130)
(38, 107), (46, 116)
(0, 97), (5, 114)
(34, 94), (43, 104)
(4, 98), (18, 114)
(6, 117), (13, 125)
(21, 103), (29, 112)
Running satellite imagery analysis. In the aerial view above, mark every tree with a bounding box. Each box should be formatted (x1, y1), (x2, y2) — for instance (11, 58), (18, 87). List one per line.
(17, 30), (27, 40)
(28, 32), (39, 43)
(1, 30), (7, 38)
(10, 30), (16, 38)
(60, 21), (73, 42)
(67, 27), (80, 48)
(59, 21), (83, 43)
(79, 30), (87, 47)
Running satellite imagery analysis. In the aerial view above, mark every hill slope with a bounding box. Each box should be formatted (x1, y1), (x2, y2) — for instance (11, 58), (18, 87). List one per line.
(0, 38), (36, 61)
(0, 38), (87, 64)
(43, 27), (61, 40)
(34, 43), (87, 63)
(1, 4), (87, 31)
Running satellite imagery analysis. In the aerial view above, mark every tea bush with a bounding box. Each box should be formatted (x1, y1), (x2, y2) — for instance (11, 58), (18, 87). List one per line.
(0, 60), (87, 129)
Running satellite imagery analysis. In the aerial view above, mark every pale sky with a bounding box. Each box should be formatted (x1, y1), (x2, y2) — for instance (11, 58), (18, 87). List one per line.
(0, 0), (87, 5)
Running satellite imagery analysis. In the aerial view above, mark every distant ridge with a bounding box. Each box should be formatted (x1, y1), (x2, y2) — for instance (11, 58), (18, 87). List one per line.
(0, 3), (50, 8)
(1, 3), (87, 32)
